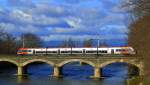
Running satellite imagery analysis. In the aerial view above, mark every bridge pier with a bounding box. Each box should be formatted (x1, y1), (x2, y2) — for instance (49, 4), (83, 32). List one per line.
(79, 61), (82, 65)
(18, 66), (23, 76)
(53, 66), (60, 77)
(18, 66), (28, 76)
(94, 67), (101, 78)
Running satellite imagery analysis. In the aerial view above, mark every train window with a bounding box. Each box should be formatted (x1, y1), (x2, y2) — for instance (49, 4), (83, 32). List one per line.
(18, 50), (22, 52)
(19, 50), (31, 52)
(99, 50), (107, 53)
(36, 51), (46, 53)
(116, 49), (128, 52)
(27, 50), (32, 52)
(47, 51), (57, 53)
(61, 51), (71, 53)
(86, 51), (97, 53)
(22, 50), (28, 52)
(116, 49), (121, 51)
(72, 51), (82, 53)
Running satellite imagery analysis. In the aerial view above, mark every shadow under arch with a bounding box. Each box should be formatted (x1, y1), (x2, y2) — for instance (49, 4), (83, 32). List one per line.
(100, 60), (140, 78)
(58, 59), (95, 67)
(0, 59), (19, 66)
(22, 59), (54, 67)
(0, 59), (18, 75)
(58, 59), (95, 78)
(22, 59), (55, 76)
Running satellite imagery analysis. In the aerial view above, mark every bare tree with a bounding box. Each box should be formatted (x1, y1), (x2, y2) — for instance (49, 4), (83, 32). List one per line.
(3, 34), (16, 54)
(0, 32), (17, 54)
(60, 38), (76, 48)
(60, 40), (68, 48)
(123, 0), (150, 79)
(0, 29), (5, 36)
(68, 38), (76, 47)
(122, 0), (150, 18)
(128, 16), (150, 76)
(21, 33), (43, 48)
(83, 39), (93, 47)
(99, 41), (108, 47)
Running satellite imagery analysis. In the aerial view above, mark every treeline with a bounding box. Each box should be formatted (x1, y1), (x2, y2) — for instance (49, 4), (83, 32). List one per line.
(59, 39), (108, 48)
(0, 30), (43, 54)
(60, 39), (94, 48)
(0, 30), (17, 54)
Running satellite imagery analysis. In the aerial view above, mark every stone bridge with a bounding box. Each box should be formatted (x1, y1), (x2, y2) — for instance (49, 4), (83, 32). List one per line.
(0, 55), (144, 78)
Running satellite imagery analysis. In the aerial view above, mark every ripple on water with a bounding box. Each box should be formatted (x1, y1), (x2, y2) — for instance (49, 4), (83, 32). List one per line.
(0, 63), (130, 85)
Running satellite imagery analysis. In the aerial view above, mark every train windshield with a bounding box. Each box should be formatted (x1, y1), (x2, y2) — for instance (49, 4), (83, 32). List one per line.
(18, 50), (31, 52)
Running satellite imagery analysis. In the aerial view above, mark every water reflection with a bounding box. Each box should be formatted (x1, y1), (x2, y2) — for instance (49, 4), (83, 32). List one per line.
(61, 62), (94, 79)
(102, 63), (128, 78)
(26, 62), (53, 77)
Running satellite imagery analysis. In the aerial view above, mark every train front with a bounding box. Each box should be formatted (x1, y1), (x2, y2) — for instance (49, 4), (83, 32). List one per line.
(120, 47), (136, 55)
(17, 48), (29, 55)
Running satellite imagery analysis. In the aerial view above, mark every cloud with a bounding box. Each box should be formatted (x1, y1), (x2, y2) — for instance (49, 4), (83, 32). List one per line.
(41, 34), (127, 41)
(7, 0), (34, 7)
(64, 16), (81, 28)
(0, 22), (43, 34)
(0, 23), (16, 33)
(10, 9), (33, 24)
(63, 0), (88, 4)
(100, 25), (129, 34)
(111, 0), (135, 13)
(30, 3), (66, 17)
(0, 0), (130, 46)
(7, 9), (69, 27)
(19, 25), (42, 33)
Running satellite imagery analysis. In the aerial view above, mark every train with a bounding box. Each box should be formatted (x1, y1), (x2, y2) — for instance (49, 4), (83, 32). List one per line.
(17, 46), (136, 55)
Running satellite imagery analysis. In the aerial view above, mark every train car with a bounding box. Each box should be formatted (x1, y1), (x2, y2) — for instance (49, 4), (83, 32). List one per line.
(98, 47), (110, 54)
(17, 46), (136, 55)
(34, 48), (47, 55)
(71, 48), (83, 54)
(47, 48), (59, 54)
(59, 48), (71, 54)
(17, 48), (33, 55)
(111, 47), (135, 55)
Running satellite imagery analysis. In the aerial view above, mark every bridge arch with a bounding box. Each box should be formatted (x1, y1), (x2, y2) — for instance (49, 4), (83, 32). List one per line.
(58, 59), (95, 67)
(100, 60), (141, 69)
(22, 59), (55, 67)
(100, 60), (142, 77)
(0, 59), (19, 66)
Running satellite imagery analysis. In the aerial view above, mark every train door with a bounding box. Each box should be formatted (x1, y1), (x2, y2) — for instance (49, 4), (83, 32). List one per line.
(111, 49), (114, 54)
(58, 49), (60, 55)
(83, 49), (86, 54)
(33, 50), (35, 55)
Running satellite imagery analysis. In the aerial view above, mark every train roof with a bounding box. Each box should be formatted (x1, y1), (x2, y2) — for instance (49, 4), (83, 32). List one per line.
(18, 46), (133, 50)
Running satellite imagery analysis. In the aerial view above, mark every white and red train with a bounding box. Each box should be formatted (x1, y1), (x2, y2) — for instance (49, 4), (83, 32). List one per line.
(17, 46), (136, 55)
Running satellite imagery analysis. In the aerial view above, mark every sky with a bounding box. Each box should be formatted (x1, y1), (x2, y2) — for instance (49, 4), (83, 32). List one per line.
(0, 0), (132, 47)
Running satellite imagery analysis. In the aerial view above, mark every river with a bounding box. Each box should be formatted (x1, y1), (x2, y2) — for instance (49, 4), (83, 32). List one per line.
(0, 62), (137, 85)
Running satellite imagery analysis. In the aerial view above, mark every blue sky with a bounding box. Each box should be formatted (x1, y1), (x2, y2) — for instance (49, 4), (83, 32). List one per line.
(0, 0), (132, 46)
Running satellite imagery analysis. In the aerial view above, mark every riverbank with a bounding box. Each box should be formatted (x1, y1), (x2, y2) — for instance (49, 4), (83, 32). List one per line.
(127, 76), (141, 85)
(126, 75), (150, 85)
(144, 76), (150, 85)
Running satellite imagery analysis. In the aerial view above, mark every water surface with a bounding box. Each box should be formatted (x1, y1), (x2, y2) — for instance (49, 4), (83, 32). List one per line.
(0, 62), (134, 85)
